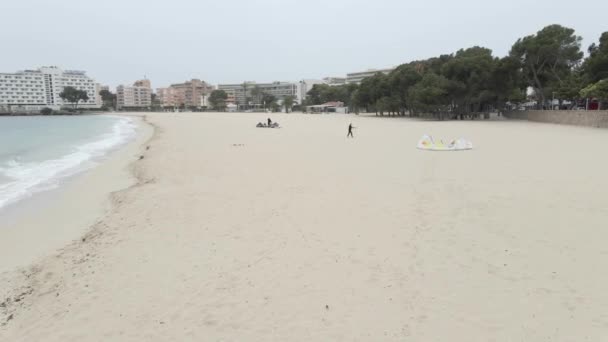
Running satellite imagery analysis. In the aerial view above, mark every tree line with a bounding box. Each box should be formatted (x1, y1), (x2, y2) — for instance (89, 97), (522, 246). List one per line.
(304, 25), (608, 117)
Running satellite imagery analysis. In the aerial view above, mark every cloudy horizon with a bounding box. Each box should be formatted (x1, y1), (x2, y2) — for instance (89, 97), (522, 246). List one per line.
(1, 0), (606, 89)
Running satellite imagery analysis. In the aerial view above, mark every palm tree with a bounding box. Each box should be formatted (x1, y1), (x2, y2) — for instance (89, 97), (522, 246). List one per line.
(241, 82), (249, 111)
(250, 85), (263, 107)
(283, 95), (295, 113)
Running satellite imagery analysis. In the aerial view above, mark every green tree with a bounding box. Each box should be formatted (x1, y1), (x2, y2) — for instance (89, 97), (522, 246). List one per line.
(583, 32), (608, 83)
(355, 73), (391, 114)
(150, 93), (162, 111)
(283, 95), (295, 113)
(60, 86), (89, 110)
(490, 56), (526, 109)
(240, 82), (251, 110)
(388, 63), (423, 115)
(209, 90), (228, 111)
(556, 70), (585, 108)
(349, 89), (361, 113)
(305, 83), (359, 108)
(441, 47), (496, 115)
(99, 89), (116, 110)
(305, 85), (320, 105)
(510, 25), (583, 107)
(262, 93), (277, 111)
(40, 107), (53, 115)
(250, 85), (263, 106)
(408, 73), (451, 119)
(580, 79), (608, 110)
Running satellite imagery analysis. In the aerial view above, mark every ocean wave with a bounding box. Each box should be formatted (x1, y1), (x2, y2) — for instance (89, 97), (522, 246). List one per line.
(0, 116), (137, 210)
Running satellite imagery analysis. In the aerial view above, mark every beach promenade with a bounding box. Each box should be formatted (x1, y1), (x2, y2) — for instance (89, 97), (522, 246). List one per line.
(2, 112), (608, 341)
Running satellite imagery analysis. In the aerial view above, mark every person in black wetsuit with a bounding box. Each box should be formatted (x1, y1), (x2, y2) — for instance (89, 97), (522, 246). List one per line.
(267, 118), (272, 126)
(347, 123), (355, 138)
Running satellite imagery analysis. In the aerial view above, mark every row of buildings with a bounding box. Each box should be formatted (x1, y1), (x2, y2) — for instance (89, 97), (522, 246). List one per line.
(210, 68), (394, 110)
(0, 65), (395, 112)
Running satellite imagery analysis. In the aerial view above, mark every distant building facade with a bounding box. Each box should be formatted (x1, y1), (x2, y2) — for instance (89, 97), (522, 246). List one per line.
(306, 101), (347, 114)
(218, 81), (298, 108)
(217, 83), (251, 105)
(323, 77), (347, 86)
(156, 87), (177, 107)
(157, 79), (214, 108)
(116, 79), (152, 109)
(346, 67), (395, 84)
(221, 88), (237, 104)
(133, 79), (151, 88)
(297, 77), (351, 103)
(0, 66), (102, 111)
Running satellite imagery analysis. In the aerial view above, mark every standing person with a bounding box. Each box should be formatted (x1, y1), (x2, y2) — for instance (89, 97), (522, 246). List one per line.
(347, 123), (355, 138)
(268, 118), (272, 126)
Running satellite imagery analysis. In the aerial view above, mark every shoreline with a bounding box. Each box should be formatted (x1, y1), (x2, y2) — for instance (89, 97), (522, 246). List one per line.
(0, 114), (154, 274)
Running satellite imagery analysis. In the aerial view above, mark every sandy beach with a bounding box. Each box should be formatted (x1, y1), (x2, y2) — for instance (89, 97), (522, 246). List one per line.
(2, 112), (608, 341)
(0, 115), (153, 274)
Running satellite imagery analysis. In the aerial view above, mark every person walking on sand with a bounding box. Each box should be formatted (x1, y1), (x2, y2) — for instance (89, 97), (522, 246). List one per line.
(267, 118), (272, 126)
(347, 123), (355, 138)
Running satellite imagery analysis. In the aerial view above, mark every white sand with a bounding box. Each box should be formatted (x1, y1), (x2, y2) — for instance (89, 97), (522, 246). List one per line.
(2, 112), (608, 341)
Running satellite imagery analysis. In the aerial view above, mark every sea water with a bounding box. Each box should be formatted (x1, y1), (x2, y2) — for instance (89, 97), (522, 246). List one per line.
(0, 115), (137, 211)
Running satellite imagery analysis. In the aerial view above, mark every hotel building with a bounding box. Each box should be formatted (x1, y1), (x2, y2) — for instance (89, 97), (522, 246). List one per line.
(323, 77), (347, 86)
(116, 79), (152, 109)
(217, 81), (298, 107)
(157, 79), (214, 108)
(346, 67), (395, 84)
(0, 66), (102, 111)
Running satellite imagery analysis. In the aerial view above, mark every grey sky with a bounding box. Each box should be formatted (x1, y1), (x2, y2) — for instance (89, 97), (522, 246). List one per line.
(1, 0), (606, 89)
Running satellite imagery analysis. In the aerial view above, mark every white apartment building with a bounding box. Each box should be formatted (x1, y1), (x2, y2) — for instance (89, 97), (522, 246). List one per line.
(117, 80), (152, 109)
(0, 71), (46, 109)
(218, 81), (298, 107)
(346, 67), (395, 84)
(323, 77), (347, 86)
(0, 66), (102, 111)
(297, 77), (351, 103)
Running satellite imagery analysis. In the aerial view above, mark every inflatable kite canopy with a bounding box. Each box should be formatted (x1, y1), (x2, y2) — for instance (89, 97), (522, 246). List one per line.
(417, 134), (473, 151)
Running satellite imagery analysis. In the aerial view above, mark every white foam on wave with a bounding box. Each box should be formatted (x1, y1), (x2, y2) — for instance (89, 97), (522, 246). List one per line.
(0, 116), (137, 210)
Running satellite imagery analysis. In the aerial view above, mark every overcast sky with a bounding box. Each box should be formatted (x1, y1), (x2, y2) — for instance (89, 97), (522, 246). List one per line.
(1, 0), (606, 89)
